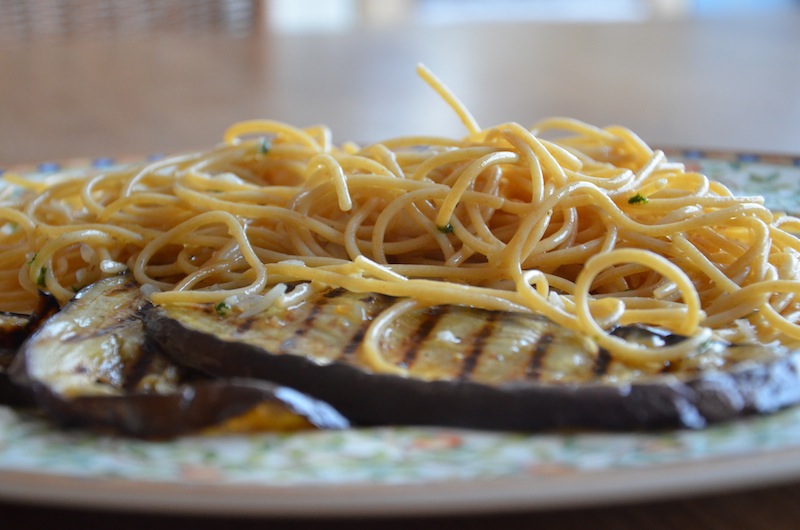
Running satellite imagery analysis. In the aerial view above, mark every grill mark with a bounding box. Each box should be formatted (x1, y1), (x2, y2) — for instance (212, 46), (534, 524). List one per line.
(324, 287), (347, 299)
(400, 305), (448, 369)
(277, 298), (326, 354)
(335, 294), (395, 362)
(593, 348), (613, 376)
(237, 288), (354, 337)
(358, 293), (378, 304)
(276, 289), (375, 356)
(458, 310), (500, 381)
(525, 331), (554, 380)
(336, 320), (370, 362)
(237, 317), (257, 334)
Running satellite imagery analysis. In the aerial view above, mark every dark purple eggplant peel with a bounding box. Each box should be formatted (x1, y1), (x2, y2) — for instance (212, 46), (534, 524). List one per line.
(144, 286), (800, 431)
(7, 276), (348, 437)
(0, 293), (59, 406)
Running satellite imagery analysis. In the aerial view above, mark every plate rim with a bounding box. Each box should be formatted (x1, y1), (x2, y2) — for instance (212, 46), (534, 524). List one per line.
(3, 442), (800, 517)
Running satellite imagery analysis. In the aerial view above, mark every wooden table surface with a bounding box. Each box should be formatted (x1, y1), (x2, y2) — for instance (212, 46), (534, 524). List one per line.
(3, 12), (800, 166)
(2, 11), (800, 529)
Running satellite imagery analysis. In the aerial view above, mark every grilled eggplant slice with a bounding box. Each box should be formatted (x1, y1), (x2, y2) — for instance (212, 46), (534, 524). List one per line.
(9, 276), (347, 437)
(0, 293), (59, 406)
(145, 287), (800, 431)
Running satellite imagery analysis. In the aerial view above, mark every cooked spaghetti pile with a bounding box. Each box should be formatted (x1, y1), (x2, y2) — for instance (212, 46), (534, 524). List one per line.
(2, 65), (800, 363)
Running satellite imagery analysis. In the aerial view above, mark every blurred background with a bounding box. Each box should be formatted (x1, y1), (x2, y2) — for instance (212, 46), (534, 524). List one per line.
(1, 0), (799, 164)
(2, 0), (799, 37)
(268, 0), (799, 30)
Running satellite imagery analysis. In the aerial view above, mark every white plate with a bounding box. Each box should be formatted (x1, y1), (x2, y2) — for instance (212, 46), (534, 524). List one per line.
(1, 151), (800, 517)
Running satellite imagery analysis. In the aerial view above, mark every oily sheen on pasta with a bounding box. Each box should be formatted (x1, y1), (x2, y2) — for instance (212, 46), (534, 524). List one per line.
(2, 64), (800, 367)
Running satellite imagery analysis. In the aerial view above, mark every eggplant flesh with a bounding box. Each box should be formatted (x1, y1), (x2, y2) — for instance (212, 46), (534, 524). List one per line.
(145, 287), (800, 431)
(9, 276), (347, 437)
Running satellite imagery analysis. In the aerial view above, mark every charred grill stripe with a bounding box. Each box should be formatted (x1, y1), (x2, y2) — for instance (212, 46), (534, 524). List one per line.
(401, 305), (448, 369)
(526, 331), (553, 380)
(276, 289), (368, 355)
(593, 348), (613, 376)
(336, 294), (395, 361)
(324, 287), (347, 299)
(336, 321), (371, 362)
(277, 300), (325, 354)
(359, 294), (378, 304)
(238, 289), (352, 336)
(458, 310), (500, 380)
(237, 317), (257, 334)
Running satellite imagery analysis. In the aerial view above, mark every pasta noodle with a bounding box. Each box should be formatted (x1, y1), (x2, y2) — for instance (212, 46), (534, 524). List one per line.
(2, 64), (799, 366)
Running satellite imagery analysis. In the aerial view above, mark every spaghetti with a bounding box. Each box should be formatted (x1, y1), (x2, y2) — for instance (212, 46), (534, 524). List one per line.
(2, 64), (800, 366)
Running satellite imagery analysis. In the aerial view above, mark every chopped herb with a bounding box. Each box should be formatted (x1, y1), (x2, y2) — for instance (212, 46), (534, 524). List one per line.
(437, 223), (454, 234)
(628, 193), (648, 205)
(258, 137), (271, 155)
(215, 302), (230, 316)
(27, 253), (37, 265)
(37, 267), (47, 288)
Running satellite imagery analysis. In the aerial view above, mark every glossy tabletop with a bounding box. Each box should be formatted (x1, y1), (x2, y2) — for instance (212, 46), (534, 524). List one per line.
(2, 11), (799, 166)
(2, 7), (800, 529)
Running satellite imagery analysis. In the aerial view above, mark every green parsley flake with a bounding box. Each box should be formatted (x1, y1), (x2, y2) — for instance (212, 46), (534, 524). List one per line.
(215, 302), (230, 316)
(258, 138), (271, 155)
(628, 193), (648, 205)
(37, 267), (47, 288)
(437, 223), (454, 234)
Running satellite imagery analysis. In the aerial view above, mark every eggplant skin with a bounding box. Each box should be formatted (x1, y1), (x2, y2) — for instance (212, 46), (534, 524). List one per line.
(23, 377), (347, 438)
(144, 298), (800, 432)
(0, 293), (59, 407)
(9, 276), (348, 438)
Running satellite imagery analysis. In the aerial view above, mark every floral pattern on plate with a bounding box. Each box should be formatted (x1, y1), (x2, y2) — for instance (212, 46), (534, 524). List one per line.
(1, 151), (800, 512)
(3, 405), (800, 487)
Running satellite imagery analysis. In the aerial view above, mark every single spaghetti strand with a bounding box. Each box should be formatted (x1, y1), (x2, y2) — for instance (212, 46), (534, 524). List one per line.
(416, 63), (480, 136)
